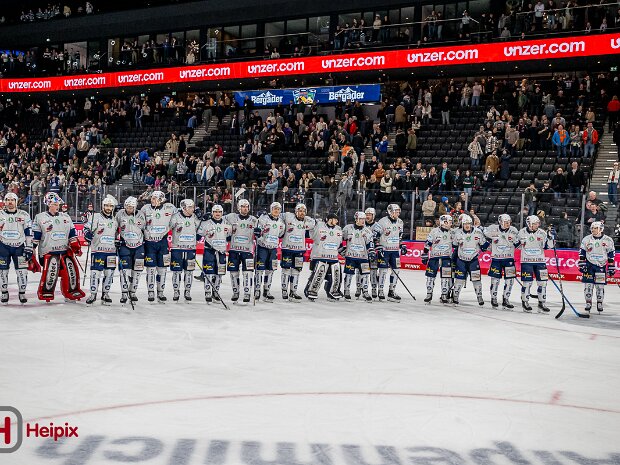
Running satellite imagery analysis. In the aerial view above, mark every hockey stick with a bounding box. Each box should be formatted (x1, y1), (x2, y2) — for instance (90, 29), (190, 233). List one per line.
(387, 259), (416, 300)
(82, 210), (95, 286)
(117, 250), (135, 311)
(195, 258), (229, 310)
(551, 247), (568, 319)
(547, 276), (587, 318)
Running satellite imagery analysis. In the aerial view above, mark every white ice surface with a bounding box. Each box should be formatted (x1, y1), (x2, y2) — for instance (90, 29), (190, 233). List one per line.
(1, 258), (619, 465)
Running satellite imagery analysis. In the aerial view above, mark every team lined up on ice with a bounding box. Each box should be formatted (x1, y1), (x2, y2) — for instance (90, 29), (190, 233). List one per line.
(0, 190), (614, 314)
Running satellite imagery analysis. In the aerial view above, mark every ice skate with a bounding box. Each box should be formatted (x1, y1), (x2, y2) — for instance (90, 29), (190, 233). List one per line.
(584, 304), (592, 314)
(262, 289), (275, 302)
(148, 292), (155, 302)
(282, 289), (289, 300)
(491, 298), (499, 308)
(243, 293), (251, 303)
(130, 292), (138, 302)
(378, 289), (386, 301)
(344, 290), (352, 301)
(326, 291), (339, 301)
(254, 288), (261, 302)
(362, 291), (372, 302)
(355, 288), (361, 299)
(1, 292), (8, 304)
(231, 291), (240, 302)
(101, 293), (112, 306)
(86, 294), (97, 305)
(157, 292), (167, 303)
(205, 292), (212, 303)
(538, 302), (550, 313)
(597, 302), (603, 313)
(452, 295), (459, 305)
(120, 293), (128, 304)
(387, 290), (401, 302)
(424, 293), (433, 303)
(18, 293), (27, 304)
(521, 299), (532, 313)
(440, 294), (449, 304)
(289, 290), (303, 302)
(372, 287), (377, 299)
(502, 298), (514, 310)
(477, 295), (484, 306)
(173, 290), (180, 302)
(184, 290), (192, 302)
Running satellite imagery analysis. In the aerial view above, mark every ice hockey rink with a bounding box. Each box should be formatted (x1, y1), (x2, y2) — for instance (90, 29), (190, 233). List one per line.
(1, 264), (619, 465)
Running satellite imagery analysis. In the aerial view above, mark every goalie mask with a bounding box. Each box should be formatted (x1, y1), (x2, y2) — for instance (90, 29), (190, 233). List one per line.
(387, 204), (401, 219)
(440, 214), (453, 229)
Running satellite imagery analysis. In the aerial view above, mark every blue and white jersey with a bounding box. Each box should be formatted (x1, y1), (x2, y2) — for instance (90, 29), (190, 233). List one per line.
(281, 212), (315, 252)
(484, 225), (519, 260)
(580, 234), (615, 267)
(116, 209), (146, 248)
(310, 221), (342, 261)
(425, 227), (454, 259)
(198, 218), (232, 253)
(372, 216), (403, 252)
(0, 209), (32, 248)
(224, 213), (258, 253)
(518, 227), (554, 264)
(342, 224), (374, 259)
(256, 214), (286, 250)
(453, 227), (486, 261)
(32, 212), (77, 255)
(170, 211), (201, 250)
(140, 203), (176, 242)
(85, 212), (118, 254)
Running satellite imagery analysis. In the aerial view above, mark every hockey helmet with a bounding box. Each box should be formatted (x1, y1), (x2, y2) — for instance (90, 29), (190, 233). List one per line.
(498, 213), (512, 227)
(590, 221), (604, 235)
(354, 211), (366, 223)
(270, 201), (282, 213)
(365, 207), (376, 218)
(526, 215), (541, 229)
(440, 214), (453, 228)
(124, 196), (138, 209)
(237, 199), (250, 212)
(102, 195), (118, 208)
(151, 190), (166, 204)
(44, 192), (64, 206)
(459, 213), (473, 225)
(212, 204), (224, 213)
(4, 193), (18, 202)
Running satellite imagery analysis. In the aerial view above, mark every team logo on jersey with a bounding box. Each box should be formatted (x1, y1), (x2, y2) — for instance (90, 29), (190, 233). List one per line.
(155, 212), (161, 219)
(185, 221), (191, 227)
(8, 217), (14, 223)
(54, 219), (60, 224)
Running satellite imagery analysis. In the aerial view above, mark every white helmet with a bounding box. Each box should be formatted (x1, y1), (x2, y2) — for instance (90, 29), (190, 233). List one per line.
(4, 193), (18, 202)
(212, 204), (224, 213)
(459, 214), (473, 225)
(44, 192), (64, 206)
(124, 196), (138, 209)
(440, 214), (453, 228)
(237, 199), (250, 210)
(591, 221), (604, 235)
(526, 215), (541, 229)
(102, 195), (118, 208)
(180, 199), (195, 211)
(354, 211), (366, 222)
(151, 190), (166, 203)
(387, 204), (401, 215)
(365, 207), (376, 217)
(270, 201), (282, 212)
(295, 204), (307, 213)
(498, 214), (511, 226)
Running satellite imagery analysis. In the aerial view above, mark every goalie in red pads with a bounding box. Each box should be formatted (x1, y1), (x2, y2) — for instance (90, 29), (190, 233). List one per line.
(32, 193), (85, 302)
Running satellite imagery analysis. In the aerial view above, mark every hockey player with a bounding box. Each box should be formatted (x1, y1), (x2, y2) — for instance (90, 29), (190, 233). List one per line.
(518, 216), (555, 313)
(84, 195), (119, 305)
(254, 202), (286, 302)
(170, 199), (201, 302)
(197, 204), (232, 303)
(32, 192), (85, 302)
(116, 196), (146, 303)
(484, 214), (520, 309)
(341, 211), (375, 302)
(421, 214), (455, 303)
(305, 213), (343, 301)
(141, 190), (176, 302)
(452, 214), (488, 305)
(0, 193), (33, 303)
(280, 203), (315, 301)
(355, 207), (379, 298)
(225, 199), (258, 303)
(579, 221), (616, 313)
(373, 204), (407, 301)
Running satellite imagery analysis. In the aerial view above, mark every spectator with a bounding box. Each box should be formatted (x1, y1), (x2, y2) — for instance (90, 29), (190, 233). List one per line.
(524, 183), (538, 215)
(406, 129), (417, 157)
(380, 172), (393, 201)
(422, 193), (436, 222)
(566, 161), (586, 196)
(569, 125), (582, 158)
(439, 162), (453, 195)
(554, 212), (575, 248)
(552, 124), (570, 157)
(471, 81), (482, 107)
(440, 96), (451, 125)
(551, 167), (567, 200)
(482, 166), (495, 193)
(584, 202), (605, 226)
(607, 95), (620, 131)
(582, 122), (599, 158)
(468, 136), (483, 169)
(485, 150), (499, 174)
(417, 170), (430, 203)
(499, 149), (511, 180)
(608, 162), (620, 207)
(462, 170), (474, 199)
(223, 162), (236, 190)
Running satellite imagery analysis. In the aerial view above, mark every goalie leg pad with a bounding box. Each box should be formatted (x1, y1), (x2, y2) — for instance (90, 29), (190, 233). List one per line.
(38, 254), (61, 301)
(329, 262), (342, 296)
(306, 261), (327, 298)
(60, 252), (85, 300)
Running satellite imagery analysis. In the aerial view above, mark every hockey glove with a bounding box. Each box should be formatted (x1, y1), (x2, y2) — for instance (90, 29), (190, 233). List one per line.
(607, 261), (616, 277)
(548, 226), (557, 240)
(578, 257), (587, 274)
(24, 245), (33, 261)
(368, 249), (376, 262)
(421, 250), (429, 266)
(337, 245), (346, 256)
(69, 238), (83, 257)
(84, 230), (93, 243)
(375, 245), (384, 259)
(114, 238), (123, 249)
(28, 255), (41, 273)
(400, 243), (408, 255)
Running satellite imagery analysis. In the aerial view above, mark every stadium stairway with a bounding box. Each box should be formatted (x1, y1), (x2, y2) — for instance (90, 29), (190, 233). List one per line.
(590, 131), (618, 229)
